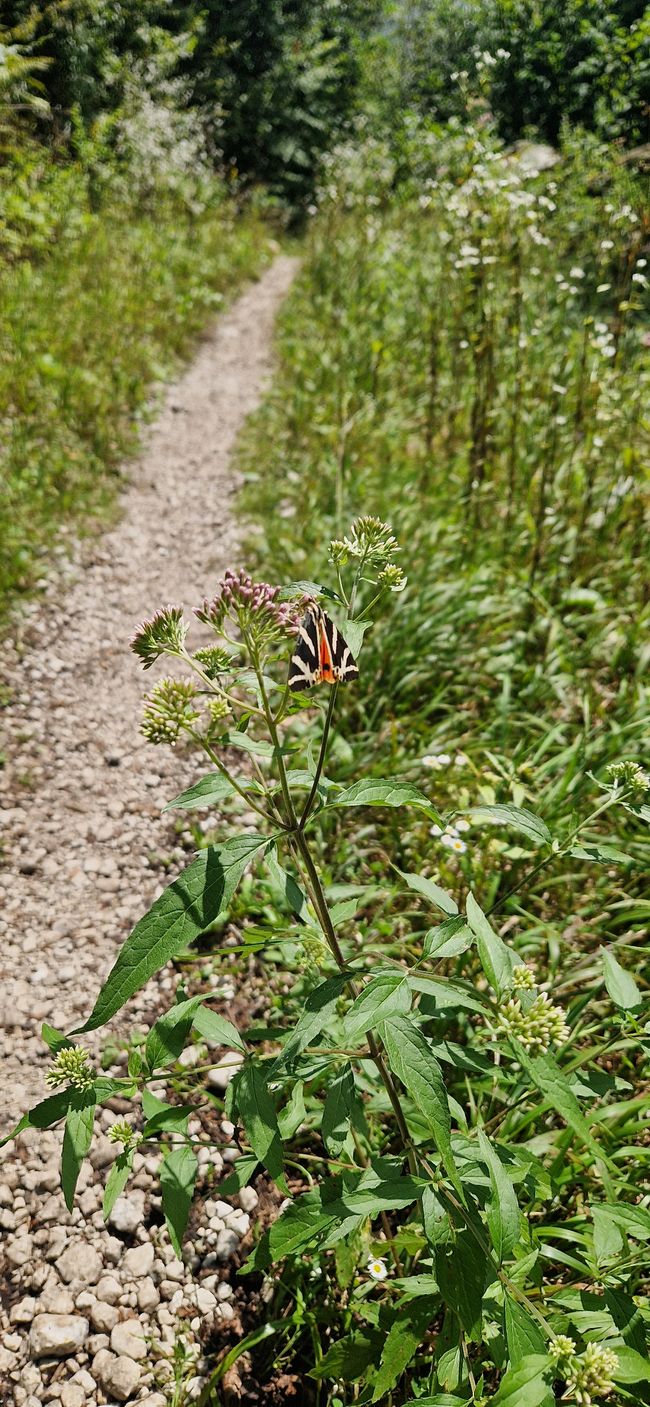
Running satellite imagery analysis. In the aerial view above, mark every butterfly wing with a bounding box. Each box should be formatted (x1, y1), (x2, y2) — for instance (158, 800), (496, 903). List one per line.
(288, 606), (359, 691)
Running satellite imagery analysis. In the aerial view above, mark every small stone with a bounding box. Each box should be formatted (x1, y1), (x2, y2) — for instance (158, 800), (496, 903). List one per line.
(7, 1234), (34, 1266)
(10, 1295), (37, 1323)
(90, 1299), (120, 1332)
(61, 1387), (86, 1407)
(69, 1369), (96, 1393)
(93, 1347), (142, 1401)
(87, 1332), (110, 1353)
(225, 1209), (250, 1237)
(215, 1228), (240, 1262)
(58, 1240), (103, 1285)
(104, 1234), (124, 1264)
(111, 1318), (147, 1360)
(238, 1185), (258, 1213)
(163, 1256), (184, 1282)
(122, 1241), (154, 1278)
(217, 1300), (235, 1322)
(95, 1274), (122, 1305)
(29, 1314), (89, 1357)
(108, 1191), (145, 1234)
(206, 1050), (244, 1090)
(138, 1397), (167, 1407)
(39, 1283), (75, 1315)
(137, 1278), (159, 1312)
(193, 1286), (217, 1314)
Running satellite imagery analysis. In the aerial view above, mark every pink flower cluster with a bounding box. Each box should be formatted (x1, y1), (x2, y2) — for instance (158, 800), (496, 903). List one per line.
(195, 570), (307, 637)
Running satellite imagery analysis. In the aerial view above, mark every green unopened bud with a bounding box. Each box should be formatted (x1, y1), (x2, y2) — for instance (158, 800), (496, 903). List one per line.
(494, 991), (569, 1055)
(141, 677), (200, 746)
(566, 1343), (619, 1404)
(512, 964), (536, 991)
(193, 646), (234, 679)
(549, 1335), (577, 1368)
(45, 1045), (95, 1092)
(130, 605), (187, 669)
(333, 516), (400, 566)
(606, 760), (650, 797)
(108, 1118), (142, 1150)
(378, 564), (407, 592)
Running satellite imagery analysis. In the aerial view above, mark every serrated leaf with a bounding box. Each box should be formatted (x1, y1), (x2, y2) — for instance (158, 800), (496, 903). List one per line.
(371, 1299), (435, 1401)
(491, 1355), (552, 1405)
(145, 995), (204, 1072)
(477, 1129), (520, 1263)
(41, 1024), (72, 1054)
(512, 1045), (614, 1169)
(601, 948), (642, 1010)
(220, 730), (276, 757)
(103, 1147), (134, 1220)
(345, 972), (411, 1038)
(142, 1104), (194, 1138)
(164, 773), (241, 811)
(380, 1014), (460, 1192)
(61, 1091), (96, 1211)
(192, 1004), (245, 1053)
(265, 845), (309, 919)
(78, 835), (266, 1032)
(327, 779), (439, 815)
(592, 1205), (624, 1264)
(504, 1295), (547, 1366)
(397, 868), (459, 916)
(278, 1080), (306, 1139)
(407, 974), (486, 1012)
(468, 805), (551, 847)
(219, 1153), (259, 1195)
(435, 1230), (489, 1339)
(242, 1186), (341, 1271)
(322, 1064), (356, 1154)
(424, 917), (474, 959)
(1, 1089), (73, 1147)
(466, 892), (515, 995)
(270, 973), (348, 1072)
(310, 1327), (383, 1380)
(570, 842), (636, 865)
(612, 1347), (650, 1383)
(233, 1063), (286, 1190)
(160, 1145), (198, 1256)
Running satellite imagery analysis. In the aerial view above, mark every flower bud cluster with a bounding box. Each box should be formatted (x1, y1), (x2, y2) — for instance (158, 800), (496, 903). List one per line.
(511, 964), (536, 991)
(549, 1336), (618, 1404)
(329, 515), (400, 567)
(45, 1045), (95, 1092)
(141, 677), (200, 746)
(495, 990), (569, 1055)
(606, 759), (650, 798)
(193, 645), (234, 679)
(108, 1118), (142, 1150)
(195, 569), (304, 645)
(130, 604), (187, 669)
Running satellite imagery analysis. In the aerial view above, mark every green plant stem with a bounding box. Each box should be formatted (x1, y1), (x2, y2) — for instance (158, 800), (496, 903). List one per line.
(299, 685), (338, 829)
(190, 731), (274, 826)
(181, 648), (267, 721)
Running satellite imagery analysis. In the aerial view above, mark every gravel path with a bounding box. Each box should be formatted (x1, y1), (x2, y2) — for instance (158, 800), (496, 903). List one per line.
(0, 255), (298, 1406)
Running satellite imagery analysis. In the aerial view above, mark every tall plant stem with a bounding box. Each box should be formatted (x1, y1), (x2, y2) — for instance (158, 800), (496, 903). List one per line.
(300, 685), (338, 829)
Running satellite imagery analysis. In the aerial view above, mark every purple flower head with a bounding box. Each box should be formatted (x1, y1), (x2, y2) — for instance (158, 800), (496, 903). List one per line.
(195, 570), (307, 644)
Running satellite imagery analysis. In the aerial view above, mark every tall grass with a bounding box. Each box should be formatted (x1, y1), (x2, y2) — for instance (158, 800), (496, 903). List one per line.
(0, 170), (270, 619)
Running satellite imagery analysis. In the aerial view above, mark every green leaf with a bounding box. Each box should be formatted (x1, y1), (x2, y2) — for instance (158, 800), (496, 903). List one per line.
(512, 1045), (613, 1169)
(604, 1201), (650, 1240)
(1, 1089), (74, 1147)
(612, 1347), (650, 1383)
(601, 948), (642, 1010)
(278, 1080), (306, 1140)
(164, 773), (241, 811)
(327, 779), (439, 815)
(592, 1205), (624, 1264)
(41, 1024), (72, 1054)
(192, 1004), (245, 1053)
(380, 1014), (460, 1192)
(142, 1104), (194, 1138)
(504, 1295), (547, 1366)
(145, 995), (204, 1072)
(424, 917), (474, 959)
(397, 868), (459, 916)
(371, 1299), (435, 1401)
(242, 1186), (341, 1271)
(407, 975), (486, 1013)
(477, 1129), (520, 1263)
(340, 1175), (425, 1215)
(219, 1153), (259, 1195)
(345, 972), (412, 1039)
(322, 1064), (356, 1154)
(466, 892), (515, 995)
(160, 1145), (198, 1256)
(221, 730), (281, 758)
(467, 806), (551, 847)
(491, 1355), (552, 1406)
(310, 1328), (383, 1381)
(103, 1148), (134, 1220)
(570, 842), (637, 865)
(264, 845), (309, 920)
(233, 1063), (286, 1190)
(341, 617), (371, 658)
(61, 1091), (96, 1211)
(270, 973), (348, 1072)
(79, 835), (266, 1031)
(435, 1230), (489, 1339)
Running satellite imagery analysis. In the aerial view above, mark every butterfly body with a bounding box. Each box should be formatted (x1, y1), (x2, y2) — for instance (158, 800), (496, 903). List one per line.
(289, 604), (359, 691)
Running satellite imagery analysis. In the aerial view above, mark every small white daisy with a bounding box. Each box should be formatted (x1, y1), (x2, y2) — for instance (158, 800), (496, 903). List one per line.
(441, 834), (467, 854)
(367, 1256), (388, 1281)
(454, 818), (471, 833)
(429, 823), (444, 836)
(422, 752), (452, 770)
(454, 751), (470, 766)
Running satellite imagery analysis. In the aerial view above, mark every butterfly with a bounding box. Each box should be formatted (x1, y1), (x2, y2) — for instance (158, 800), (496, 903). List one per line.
(289, 603), (359, 691)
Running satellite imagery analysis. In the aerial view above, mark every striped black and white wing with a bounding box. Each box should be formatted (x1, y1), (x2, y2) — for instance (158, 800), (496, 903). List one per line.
(323, 612), (359, 685)
(288, 605), (321, 691)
